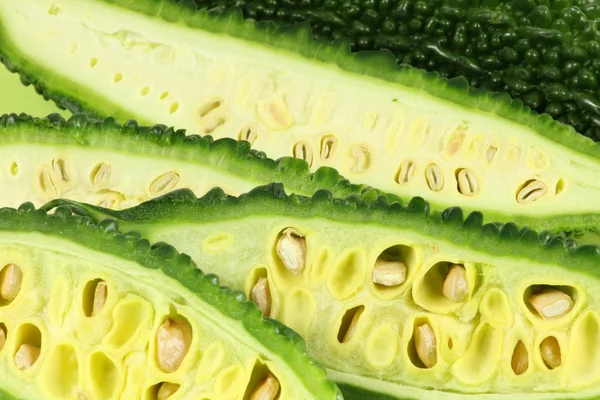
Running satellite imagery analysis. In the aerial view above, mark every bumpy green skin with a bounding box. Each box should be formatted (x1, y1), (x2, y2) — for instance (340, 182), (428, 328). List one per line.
(2, 0), (600, 165)
(0, 201), (341, 400)
(197, 0), (600, 140)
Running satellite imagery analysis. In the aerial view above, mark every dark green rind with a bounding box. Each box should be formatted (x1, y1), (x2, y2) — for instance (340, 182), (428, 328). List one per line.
(194, 0), (600, 140)
(2, 0), (600, 168)
(42, 182), (600, 284)
(0, 201), (342, 400)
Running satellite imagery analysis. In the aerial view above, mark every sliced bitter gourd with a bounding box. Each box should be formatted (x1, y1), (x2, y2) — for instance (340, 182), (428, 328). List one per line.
(2, 1), (600, 231)
(46, 183), (600, 399)
(0, 201), (341, 400)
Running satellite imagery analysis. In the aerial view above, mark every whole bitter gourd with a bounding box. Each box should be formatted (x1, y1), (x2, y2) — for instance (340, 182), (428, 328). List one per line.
(197, 0), (600, 141)
(2, 1), (600, 233)
(0, 201), (341, 400)
(44, 183), (600, 399)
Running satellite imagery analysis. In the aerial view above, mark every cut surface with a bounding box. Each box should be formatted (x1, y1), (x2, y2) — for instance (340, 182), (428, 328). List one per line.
(49, 184), (600, 399)
(0, 203), (340, 400)
(2, 0), (600, 231)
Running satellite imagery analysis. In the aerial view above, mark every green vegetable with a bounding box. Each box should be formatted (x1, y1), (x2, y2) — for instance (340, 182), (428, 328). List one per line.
(0, 66), (65, 117)
(199, 0), (600, 141)
(1, 0), (599, 233)
(44, 183), (600, 399)
(0, 201), (340, 400)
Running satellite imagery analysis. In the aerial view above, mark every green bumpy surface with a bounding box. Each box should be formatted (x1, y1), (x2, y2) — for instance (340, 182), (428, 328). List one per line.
(0, 201), (341, 399)
(4, 1), (600, 233)
(44, 183), (600, 399)
(197, 0), (600, 140)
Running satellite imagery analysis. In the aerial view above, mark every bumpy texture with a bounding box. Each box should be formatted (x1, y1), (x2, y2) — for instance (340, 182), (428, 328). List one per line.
(45, 183), (600, 399)
(197, 0), (600, 140)
(0, 201), (341, 400)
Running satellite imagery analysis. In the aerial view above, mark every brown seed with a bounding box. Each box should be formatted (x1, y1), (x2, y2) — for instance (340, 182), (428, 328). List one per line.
(456, 169), (479, 196)
(276, 228), (306, 275)
(540, 336), (562, 369)
(14, 344), (40, 370)
(341, 306), (364, 343)
(442, 264), (468, 302)
(528, 288), (573, 319)
(157, 382), (180, 400)
(156, 318), (192, 373)
(414, 323), (437, 368)
(91, 282), (107, 317)
(250, 372), (280, 400)
(251, 277), (271, 317)
(511, 340), (528, 375)
(372, 259), (407, 287)
(0, 264), (22, 302)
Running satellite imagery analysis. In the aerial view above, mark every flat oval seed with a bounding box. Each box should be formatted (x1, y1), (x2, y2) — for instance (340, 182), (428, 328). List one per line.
(91, 282), (107, 317)
(14, 344), (40, 370)
(293, 142), (313, 167)
(251, 277), (271, 317)
(0, 264), (22, 302)
(540, 336), (562, 369)
(456, 169), (479, 196)
(276, 228), (306, 275)
(91, 163), (112, 188)
(156, 318), (192, 373)
(486, 146), (498, 163)
(517, 180), (548, 204)
(157, 382), (180, 400)
(320, 135), (337, 160)
(372, 259), (407, 287)
(395, 160), (416, 184)
(238, 125), (258, 145)
(511, 340), (528, 375)
(341, 306), (365, 343)
(442, 264), (468, 302)
(250, 372), (280, 400)
(414, 323), (437, 368)
(257, 97), (293, 130)
(349, 144), (372, 173)
(150, 172), (180, 197)
(425, 164), (444, 192)
(528, 288), (573, 319)
(52, 158), (70, 183)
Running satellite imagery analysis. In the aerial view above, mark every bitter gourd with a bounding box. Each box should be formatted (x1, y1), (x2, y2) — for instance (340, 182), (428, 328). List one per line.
(45, 183), (600, 399)
(2, 1), (600, 233)
(0, 66), (65, 117)
(0, 201), (341, 399)
(197, 0), (600, 141)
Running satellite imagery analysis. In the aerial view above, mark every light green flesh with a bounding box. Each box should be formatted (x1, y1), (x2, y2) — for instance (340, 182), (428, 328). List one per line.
(1, 0), (600, 221)
(0, 66), (67, 117)
(0, 232), (312, 400)
(124, 215), (600, 398)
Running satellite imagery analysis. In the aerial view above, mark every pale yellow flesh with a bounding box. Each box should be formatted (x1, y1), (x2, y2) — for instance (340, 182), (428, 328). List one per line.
(0, 233), (310, 400)
(1, 0), (600, 219)
(138, 216), (600, 398)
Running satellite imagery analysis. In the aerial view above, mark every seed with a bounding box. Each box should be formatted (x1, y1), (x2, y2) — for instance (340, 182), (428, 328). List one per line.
(52, 158), (70, 184)
(540, 336), (562, 369)
(414, 323), (437, 368)
(320, 135), (337, 160)
(511, 340), (528, 375)
(251, 277), (271, 317)
(150, 172), (180, 197)
(204, 118), (226, 134)
(0, 264), (22, 302)
(257, 97), (292, 130)
(14, 344), (40, 370)
(91, 282), (107, 317)
(395, 160), (416, 185)
(456, 169), (479, 196)
(250, 372), (280, 400)
(486, 146), (498, 163)
(340, 306), (364, 343)
(96, 191), (125, 209)
(238, 125), (258, 145)
(197, 99), (223, 118)
(91, 163), (112, 188)
(349, 144), (372, 173)
(156, 318), (192, 373)
(276, 228), (306, 275)
(528, 288), (573, 319)
(38, 167), (58, 198)
(293, 142), (313, 167)
(0, 326), (5, 351)
(517, 180), (547, 205)
(372, 259), (407, 287)
(442, 264), (468, 302)
(157, 382), (180, 400)
(425, 164), (444, 192)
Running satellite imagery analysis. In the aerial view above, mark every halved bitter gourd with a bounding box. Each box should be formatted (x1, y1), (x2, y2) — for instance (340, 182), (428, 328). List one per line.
(46, 183), (600, 399)
(2, 0), (600, 232)
(0, 202), (341, 399)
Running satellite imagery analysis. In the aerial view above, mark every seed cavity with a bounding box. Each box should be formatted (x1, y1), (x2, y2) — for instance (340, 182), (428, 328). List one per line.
(425, 164), (444, 192)
(412, 323), (437, 368)
(372, 258), (407, 287)
(157, 382), (180, 400)
(51, 158), (71, 184)
(250, 277), (271, 317)
(38, 167), (58, 197)
(204, 118), (226, 134)
(395, 160), (416, 185)
(238, 125), (258, 145)
(257, 97), (293, 130)
(83, 279), (107, 317)
(349, 144), (372, 174)
(0, 323), (6, 351)
(276, 228), (306, 275)
(113, 73), (123, 83)
(0, 264), (22, 303)
(160, 92), (169, 100)
(511, 340), (528, 375)
(337, 305), (365, 343)
(96, 190), (125, 209)
(320, 135), (338, 160)
(486, 146), (498, 163)
(555, 179), (565, 195)
(528, 287), (573, 319)
(169, 102), (179, 114)
(150, 172), (180, 197)
(293, 141), (313, 167)
(442, 264), (468, 302)
(89, 58), (98, 68)
(197, 99), (223, 118)
(250, 372), (280, 400)
(90, 163), (112, 188)
(517, 180), (547, 204)
(10, 161), (18, 176)
(455, 169), (479, 196)
(14, 323), (42, 370)
(156, 317), (192, 373)
(540, 336), (562, 369)
(140, 86), (151, 96)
